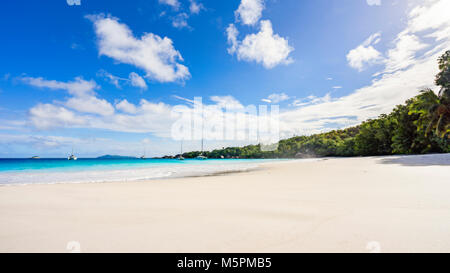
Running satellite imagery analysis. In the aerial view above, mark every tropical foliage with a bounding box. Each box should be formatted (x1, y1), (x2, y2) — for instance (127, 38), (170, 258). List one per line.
(177, 51), (450, 159)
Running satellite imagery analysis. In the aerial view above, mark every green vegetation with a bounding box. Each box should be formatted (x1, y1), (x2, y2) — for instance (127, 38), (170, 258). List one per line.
(178, 51), (450, 159)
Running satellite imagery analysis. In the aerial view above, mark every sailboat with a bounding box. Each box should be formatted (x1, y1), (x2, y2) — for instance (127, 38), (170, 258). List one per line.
(177, 141), (185, 160)
(196, 138), (207, 160)
(140, 148), (147, 159)
(68, 147), (77, 161)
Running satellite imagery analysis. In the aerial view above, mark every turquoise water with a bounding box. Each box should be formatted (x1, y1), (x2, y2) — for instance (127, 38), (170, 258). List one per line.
(0, 158), (273, 173)
(0, 158), (286, 185)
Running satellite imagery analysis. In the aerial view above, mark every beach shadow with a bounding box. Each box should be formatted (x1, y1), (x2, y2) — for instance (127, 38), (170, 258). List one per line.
(378, 153), (450, 166)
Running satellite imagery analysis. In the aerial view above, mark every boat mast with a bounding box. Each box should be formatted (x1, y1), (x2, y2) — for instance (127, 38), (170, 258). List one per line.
(201, 113), (204, 153)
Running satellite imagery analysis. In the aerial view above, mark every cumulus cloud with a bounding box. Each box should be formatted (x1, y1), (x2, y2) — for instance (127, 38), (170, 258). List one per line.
(128, 72), (148, 90)
(227, 20), (294, 69)
(21, 76), (115, 124)
(366, 0), (381, 6)
(22, 80), (256, 140)
(31, 99), (176, 137)
(65, 96), (114, 116)
(262, 93), (290, 103)
(29, 104), (87, 130)
(235, 0), (265, 26)
(116, 99), (138, 114)
(346, 32), (384, 71)
(87, 14), (190, 83)
(21, 76), (176, 136)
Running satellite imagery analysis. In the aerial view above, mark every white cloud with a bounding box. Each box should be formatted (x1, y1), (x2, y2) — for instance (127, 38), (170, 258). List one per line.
(129, 72), (148, 90)
(262, 92), (290, 103)
(408, 0), (450, 34)
(366, 0), (381, 6)
(159, 0), (180, 9)
(189, 0), (204, 14)
(210, 95), (244, 110)
(332, 86), (342, 89)
(290, 94), (332, 108)
(31, 99), (176, 137)
(87, 14), (190, 83)
(235, 0), (265, 26)
(116, 99), (138, 114)
(22, 75), (178, 135)
(22, 76), (115, 118)
(346, 32), (384, 71)
(97, 70), (147, 90)
(97, 70), (124, 88)
(226, 24), (239, 54)
(65, 96), (115, 116)
(22, 85), (251, 139)
(172, 95), (195, 104)
(20, 76), (97, 96)
(382, 32), (427, 74)
(171, 12), (189, 29)
(29, 104), (87, 130)
(227, 20), (294, 69)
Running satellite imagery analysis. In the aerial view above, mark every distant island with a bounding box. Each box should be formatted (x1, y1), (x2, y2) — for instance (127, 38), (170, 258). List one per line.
(97, 155), (138, 159)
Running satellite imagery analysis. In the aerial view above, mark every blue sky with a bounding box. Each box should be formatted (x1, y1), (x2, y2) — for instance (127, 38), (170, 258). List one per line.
(0, 0), (449, 157)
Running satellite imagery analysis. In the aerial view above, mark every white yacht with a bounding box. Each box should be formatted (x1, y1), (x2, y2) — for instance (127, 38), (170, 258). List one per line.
(177, 141), (185, 160)
(140, 148), (147, 160)
(196, 139), (207, 160)
(68, 148), (77, 161)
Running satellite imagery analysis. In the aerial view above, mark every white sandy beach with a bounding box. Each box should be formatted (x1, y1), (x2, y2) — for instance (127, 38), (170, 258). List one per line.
(0, 154), (449, 253)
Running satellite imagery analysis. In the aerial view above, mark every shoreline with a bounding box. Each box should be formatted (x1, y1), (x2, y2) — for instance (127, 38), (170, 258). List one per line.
(0, 159), (282, 186)
(0, 158), (323, 187)
(1, 154), (449, 253)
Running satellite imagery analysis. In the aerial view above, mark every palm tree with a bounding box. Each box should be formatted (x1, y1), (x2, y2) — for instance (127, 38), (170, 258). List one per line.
(436, 51), (450, 94)
(409, 89), (449, 138)
(426, 94), (449, 138)
(409, 51), (450, 138)
(433, 50), (450, 138)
